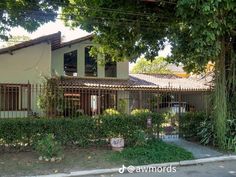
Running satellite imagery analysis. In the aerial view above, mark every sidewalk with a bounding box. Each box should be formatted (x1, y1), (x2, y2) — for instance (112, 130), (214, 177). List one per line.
(164, 138), (223, 159)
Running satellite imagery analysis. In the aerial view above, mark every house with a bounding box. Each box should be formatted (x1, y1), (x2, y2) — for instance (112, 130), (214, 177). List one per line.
(0, 32), (210, 118)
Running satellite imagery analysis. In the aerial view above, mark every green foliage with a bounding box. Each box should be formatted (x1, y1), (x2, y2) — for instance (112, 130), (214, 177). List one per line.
(197, 118), (214, 145)
(103, 108), (120, 116)
(37, 78), (64, 117)
(131, 109), (151, 116)
(225, 136), (236, 153)
(110, 140), (194, 165)
(131, 57), (171, 74)
(127, 130), (147, 147)
(214, 58), (227, 149)
(0, 113), (163, 151)
(179, 112), (207, 140)
(0, 0), (63, 40)
(117, 99), (127, 114)
(62, 1), (175, 61)
(1, 35), (30, 47)
(35, 134), (63, 159)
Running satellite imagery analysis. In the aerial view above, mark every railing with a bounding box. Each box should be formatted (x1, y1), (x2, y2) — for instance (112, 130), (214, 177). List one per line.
(0, 82), (211, 119)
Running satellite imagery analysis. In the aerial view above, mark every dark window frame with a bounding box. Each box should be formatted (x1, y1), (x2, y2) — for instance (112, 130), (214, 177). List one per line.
(64, 50), (77, 76)
(105, 60), (117, 77)
(85, 46), (97, 77)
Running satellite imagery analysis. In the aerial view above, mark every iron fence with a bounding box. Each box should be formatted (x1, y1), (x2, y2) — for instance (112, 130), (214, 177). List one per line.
(0, 81), (211, 139)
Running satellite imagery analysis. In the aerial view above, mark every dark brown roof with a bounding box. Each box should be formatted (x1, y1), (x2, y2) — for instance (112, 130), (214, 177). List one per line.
(57, 34), (93, 49)
(0, 33), (93, 54)
(57, 74), (210, 91)
(0, 32), (61, 54)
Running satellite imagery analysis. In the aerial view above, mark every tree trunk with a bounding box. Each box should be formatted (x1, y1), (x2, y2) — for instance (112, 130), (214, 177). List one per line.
(214, 37), (227, 149)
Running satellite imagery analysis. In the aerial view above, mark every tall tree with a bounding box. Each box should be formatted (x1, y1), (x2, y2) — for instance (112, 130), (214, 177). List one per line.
(131, 57), (171, 74)
(0, 0), (68, 40)
(61, 0), (236, 149)
(1, 35), (30, 47)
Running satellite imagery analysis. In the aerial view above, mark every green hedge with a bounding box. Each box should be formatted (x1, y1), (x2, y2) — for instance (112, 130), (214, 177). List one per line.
(0, 113), (163, 150)
(179, 112), (207, 140)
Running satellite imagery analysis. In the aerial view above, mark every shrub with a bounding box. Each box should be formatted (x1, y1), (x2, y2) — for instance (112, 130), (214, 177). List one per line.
(0, 113), (163, 151)
(179, 112), (207, 140)
(103, 108), (120, 116)
(126, 130), (147, 147)
(131, 109), (151, 115)
(117, 99), (127, 114)
(35, 134), (63, 161)
(110, 139), (194, 165)
(197, 117), (214, 145)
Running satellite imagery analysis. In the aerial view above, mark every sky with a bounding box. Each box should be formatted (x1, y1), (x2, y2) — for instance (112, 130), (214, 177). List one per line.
(9, 19), (90, 42)
(3, 19), (171, 68)
(6, 19), (171, 56)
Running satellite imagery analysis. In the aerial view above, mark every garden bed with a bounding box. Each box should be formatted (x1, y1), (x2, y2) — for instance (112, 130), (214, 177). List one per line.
(0, 140), (193, 177)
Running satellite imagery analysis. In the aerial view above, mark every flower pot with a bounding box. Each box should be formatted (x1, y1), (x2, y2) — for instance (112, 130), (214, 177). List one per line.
(110, 138), (124, 151)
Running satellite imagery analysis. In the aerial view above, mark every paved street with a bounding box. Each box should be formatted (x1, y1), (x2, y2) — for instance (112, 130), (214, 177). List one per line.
(89, 160), (236, 177)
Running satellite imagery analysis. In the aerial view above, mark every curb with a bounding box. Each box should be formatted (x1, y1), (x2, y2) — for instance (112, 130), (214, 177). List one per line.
(27, 155), (236, 177)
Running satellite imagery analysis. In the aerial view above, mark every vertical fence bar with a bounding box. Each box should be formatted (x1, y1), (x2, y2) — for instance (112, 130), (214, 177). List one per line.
(139, 90), (142, 109)
(98, 85), (101, 115)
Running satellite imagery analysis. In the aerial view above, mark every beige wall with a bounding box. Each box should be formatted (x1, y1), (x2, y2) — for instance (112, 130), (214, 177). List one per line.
(0, 42), (51, 84)
(51, 40), (129, 79)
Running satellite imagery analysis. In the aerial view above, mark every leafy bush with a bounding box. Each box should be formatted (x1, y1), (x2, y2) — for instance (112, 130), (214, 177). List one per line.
(0, 113), (163, 151)
(37, 78), (64, 117)
(179, 112), (207, 140)
(117, 99), (127, 114)
(126, 130), (147, 147)
(110, 139), (194, 165)
(131, 109), (151, 115)
(35, 134), (63, 160)
(103, 108), (120, 116)
(197, 118), (214, 145)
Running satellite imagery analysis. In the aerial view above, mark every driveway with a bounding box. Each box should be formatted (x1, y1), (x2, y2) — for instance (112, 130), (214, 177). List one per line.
(164, 138), (223, 159)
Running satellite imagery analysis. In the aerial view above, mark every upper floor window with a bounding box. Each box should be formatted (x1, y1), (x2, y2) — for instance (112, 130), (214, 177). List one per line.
(64, 50), (77, 76)
(105, 60), (117, 77)
(85, 46), (97, 77)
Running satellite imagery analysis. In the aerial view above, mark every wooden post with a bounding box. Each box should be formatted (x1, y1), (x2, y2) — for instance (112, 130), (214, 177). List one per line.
(156, 91), (160, 113)
(98, 84), (101, 115)
(139, 90), (142, 109)
(27, 81), (31, 117)
(178, 86), (182, 138)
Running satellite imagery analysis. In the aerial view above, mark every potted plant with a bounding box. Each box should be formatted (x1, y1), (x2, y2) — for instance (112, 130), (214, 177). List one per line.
(110, 134), (124, 151)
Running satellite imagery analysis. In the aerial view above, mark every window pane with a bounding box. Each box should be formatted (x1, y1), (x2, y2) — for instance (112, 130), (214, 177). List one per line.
(0, 86), (19, 111)
(85, 46), (97, 77)
(64, 50), (77, 76)
(105, 61), (117, 77)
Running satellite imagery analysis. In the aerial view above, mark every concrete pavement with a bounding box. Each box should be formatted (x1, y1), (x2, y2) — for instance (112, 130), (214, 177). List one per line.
(164, 139), (223, 159)
(90, 160), (236, 177)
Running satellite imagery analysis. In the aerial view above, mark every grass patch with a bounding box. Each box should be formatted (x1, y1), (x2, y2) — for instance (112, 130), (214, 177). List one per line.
(110, 140), (194, 165)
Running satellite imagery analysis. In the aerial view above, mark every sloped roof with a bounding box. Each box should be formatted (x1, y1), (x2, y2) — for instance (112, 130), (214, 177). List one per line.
(58, 74), (210, 91)
(0, 32), (94, 54)
(0, 32), (61, 54)
(58, 34), (93, 49)
(129, 74), (210, 89)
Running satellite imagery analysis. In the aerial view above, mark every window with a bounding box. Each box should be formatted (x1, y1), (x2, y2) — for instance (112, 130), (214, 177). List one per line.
(85, 46), (97, 77)
(0, 86), (19, 111)
(64, 50), (77, 76)
(105, 61), (117, 77)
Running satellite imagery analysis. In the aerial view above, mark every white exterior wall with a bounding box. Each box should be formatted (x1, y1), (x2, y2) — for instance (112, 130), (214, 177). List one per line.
(0, 43), (51, 84)
(51, 40), (129, 79)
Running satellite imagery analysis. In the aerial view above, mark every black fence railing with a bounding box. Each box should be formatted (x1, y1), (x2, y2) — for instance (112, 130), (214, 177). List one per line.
(0, 82), (211, 119)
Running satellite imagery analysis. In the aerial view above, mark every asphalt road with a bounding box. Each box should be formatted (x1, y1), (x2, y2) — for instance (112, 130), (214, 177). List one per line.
(88, 160), (236, 177)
